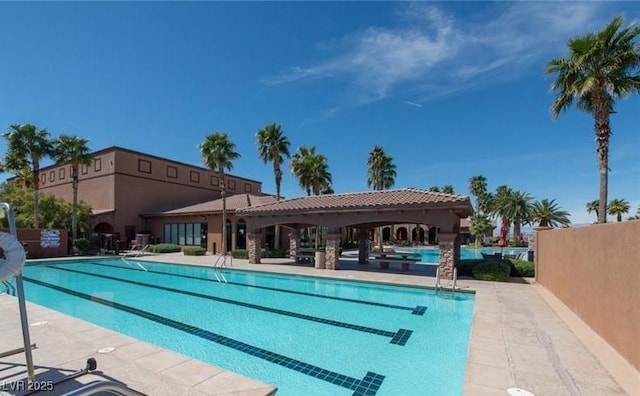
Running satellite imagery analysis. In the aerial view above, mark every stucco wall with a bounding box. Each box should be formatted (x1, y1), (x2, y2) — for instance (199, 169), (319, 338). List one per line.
(536, 221), (640, 370)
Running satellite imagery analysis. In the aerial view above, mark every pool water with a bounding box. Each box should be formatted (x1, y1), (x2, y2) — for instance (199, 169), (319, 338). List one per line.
(396, 246), (529, 264)
(20, 259), (475, 395)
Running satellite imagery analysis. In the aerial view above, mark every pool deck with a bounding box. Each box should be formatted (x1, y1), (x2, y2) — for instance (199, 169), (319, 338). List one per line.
(2, 253), (636, 395)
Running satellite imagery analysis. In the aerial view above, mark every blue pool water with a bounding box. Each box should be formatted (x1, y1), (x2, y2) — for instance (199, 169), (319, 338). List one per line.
(396, 246), (529, 264)
(20, 259), (474, 395)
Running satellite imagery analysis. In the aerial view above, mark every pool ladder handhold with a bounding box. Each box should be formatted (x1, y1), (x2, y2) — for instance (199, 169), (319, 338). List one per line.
(435, 267), (457, 298)
(212, 254), (230, 283)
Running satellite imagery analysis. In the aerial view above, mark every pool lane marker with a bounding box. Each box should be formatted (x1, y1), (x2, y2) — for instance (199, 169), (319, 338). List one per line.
(45, 265), (413, 346)
(23, 276), (385, 396)
(81, 261), (428, 316)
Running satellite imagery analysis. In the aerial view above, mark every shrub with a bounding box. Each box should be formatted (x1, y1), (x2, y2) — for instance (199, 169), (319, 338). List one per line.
(231, 249), (248, 259)
(183, 247), (207, 256)
(262, 248), (288, 258)
(472, 261), (511, 282)
(456, 259), (482, 276)
(508, 259), (535, 277)
(73, 238), (92, 255)
(148, 244), (181, 253)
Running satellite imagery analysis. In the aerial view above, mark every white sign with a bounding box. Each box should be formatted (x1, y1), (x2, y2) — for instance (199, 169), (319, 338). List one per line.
(40, 229), (61, 248)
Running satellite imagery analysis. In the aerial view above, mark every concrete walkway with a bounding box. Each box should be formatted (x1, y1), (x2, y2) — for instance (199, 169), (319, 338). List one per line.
(1, 253), (632, 395)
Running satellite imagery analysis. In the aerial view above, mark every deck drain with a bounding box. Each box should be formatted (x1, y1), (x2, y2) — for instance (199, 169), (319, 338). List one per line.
(30, 321), (48, 326)
(97, 347), (115, 354)
(507, 388), (535, 396)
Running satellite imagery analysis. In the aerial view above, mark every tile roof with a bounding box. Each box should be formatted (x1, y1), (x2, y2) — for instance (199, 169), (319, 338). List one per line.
(236, 188), (473, 216)
(143, 194), (277, 216)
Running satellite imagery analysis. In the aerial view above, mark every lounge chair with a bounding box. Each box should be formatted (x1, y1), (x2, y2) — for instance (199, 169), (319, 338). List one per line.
(122, 244), (150, 258)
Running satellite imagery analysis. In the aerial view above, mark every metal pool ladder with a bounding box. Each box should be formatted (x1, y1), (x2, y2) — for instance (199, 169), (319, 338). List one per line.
(212, 254), (231, 283)
(435, 267), (457, 298)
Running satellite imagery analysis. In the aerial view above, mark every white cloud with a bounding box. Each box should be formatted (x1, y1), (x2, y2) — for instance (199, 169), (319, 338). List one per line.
(265, 2), (610, 105)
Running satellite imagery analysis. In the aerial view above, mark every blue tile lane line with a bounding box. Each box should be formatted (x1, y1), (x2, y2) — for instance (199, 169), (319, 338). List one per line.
(23, 276), (385, 396)
(45, 265), (412, 346)
(79, 261), (428, 316)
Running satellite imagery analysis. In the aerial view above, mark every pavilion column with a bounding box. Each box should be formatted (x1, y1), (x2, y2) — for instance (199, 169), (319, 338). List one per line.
(325, 232), (341, 270)
(247, 231), (262, 264)
(289, 230), (300, 258)
(357, 228), (369, 264)
(231, 221), (237, 251)
(438, 233), (460, 280)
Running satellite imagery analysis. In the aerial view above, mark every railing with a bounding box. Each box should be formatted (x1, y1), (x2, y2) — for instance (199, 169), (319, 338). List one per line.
(212, 255), (228, 283)
(61, 380), (146, 396)
(435, 267), (457, 298)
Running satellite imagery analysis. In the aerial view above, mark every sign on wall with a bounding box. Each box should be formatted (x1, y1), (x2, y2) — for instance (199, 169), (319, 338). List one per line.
(40, 229), (61, 248)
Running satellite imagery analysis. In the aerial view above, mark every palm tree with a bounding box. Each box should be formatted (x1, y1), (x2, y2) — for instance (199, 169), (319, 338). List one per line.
(290, 146), (317, 196)
(52, 135), (92, 243)
(531, 199), (571, 228)
(367, 146), (396, 250)
(441, 185), (455, 194)
(367, 146), (396, 191)
(490, 185), (514, 244)
(469, 213), (492, 247)
(256, 123), (290, 200)
(428, 186), (440, 192)
(547, 16), (640, 224)
(2, 124), (53, 228)
(468, 175), (488, 212)
(608, 198), (630, 222)
(504, 191), (534, 244)
(586, 200), (600, 223)
(199, 132), (240, 255)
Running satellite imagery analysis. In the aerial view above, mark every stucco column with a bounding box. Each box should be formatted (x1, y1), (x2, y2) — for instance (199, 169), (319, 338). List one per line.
(231, 221), (237, 251)
(532, 226), (551, 282)
(438, 233), (460, 280)
(289, 230), (300, 258)
(247, 232), (262, 264)
(325, 233), (341, 270)
(357, 228), (369, 264)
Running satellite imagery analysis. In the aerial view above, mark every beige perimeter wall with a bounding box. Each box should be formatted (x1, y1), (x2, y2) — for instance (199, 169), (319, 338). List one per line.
(536, 221), (640, 370)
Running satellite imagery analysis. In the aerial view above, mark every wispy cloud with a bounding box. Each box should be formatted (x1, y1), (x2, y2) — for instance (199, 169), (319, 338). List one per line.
(402, 100), (422, 108)
(264, 2), (610, 106)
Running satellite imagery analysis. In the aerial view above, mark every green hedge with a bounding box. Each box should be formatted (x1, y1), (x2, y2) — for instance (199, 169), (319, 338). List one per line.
(73, 238), (92, 255)
(472, 261), (511, 282)
(262, 248), (288, 258)
(183, 247), (207, 256)
(231, 249), (248, 259)
(456, 259), (482, 276)
(148, 244), (182, 253)
(508, 259), (535, 277)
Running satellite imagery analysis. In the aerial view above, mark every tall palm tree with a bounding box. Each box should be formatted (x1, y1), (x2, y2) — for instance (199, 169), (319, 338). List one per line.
(532, 199), (571, 228)
(491, 185), (514, 242)
(469, 213), (492, 247)
(367, 146), (396, 250)
(256, 123), (290, 200)
(367, 146), (396, 191)
(290, 146), (317, 196)
(608, 198), (630, 222)
(2, 124), (53, 228)
(441, 185), (455, 194)
(52, 135), (92, 243)
(586, 200), (600, 223)
(503, 191), (534, 243)
(468, 175), (488, 213)
(199, 132), (240, 255)
(547, 16), (640, 223)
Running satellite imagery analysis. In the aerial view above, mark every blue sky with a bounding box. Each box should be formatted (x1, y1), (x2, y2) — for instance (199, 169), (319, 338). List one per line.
(0, 2), (638, 225)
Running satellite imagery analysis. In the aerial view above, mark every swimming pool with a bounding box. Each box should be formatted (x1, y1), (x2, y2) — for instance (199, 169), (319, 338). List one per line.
(20, 259), (474, 395)
(396, 246), (529, 264)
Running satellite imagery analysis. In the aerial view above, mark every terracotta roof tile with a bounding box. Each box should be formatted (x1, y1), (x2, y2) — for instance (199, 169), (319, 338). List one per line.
(237, 188), (472, 215)
(143, 194), (277, 216)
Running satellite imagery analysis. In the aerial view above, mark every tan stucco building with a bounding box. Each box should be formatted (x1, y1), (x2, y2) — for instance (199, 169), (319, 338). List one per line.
(38, 146), (267, 252)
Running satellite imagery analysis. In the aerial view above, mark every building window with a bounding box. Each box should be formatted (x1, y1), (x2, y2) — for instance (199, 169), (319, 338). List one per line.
(228, 179), (236, 190)
(190, 171), (200, 183)
(49, 170), (55, 182)
(81, 163), (89, 175)
(210, 176), (219, 186)
(244, 183), (251, 193)
(163, 223), (202, 246)
(167, 165), (177, 179)
(94, 158), (102, 172)
(138, 159), (151, 174)
(59, 168), (65, 180)
(40, 174), (46, 184)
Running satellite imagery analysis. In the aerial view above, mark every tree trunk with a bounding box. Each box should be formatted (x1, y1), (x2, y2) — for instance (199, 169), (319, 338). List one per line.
(221, 174), (227, 255)
(71, 165), (79, 243)
(594, 88), (610, 224)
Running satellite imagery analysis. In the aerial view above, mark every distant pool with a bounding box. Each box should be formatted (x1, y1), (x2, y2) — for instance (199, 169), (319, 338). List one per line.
(395, 246), (529, 264)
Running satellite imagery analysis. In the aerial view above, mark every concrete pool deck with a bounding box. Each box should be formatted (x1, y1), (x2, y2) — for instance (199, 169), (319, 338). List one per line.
(2, 253), (635, 395)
